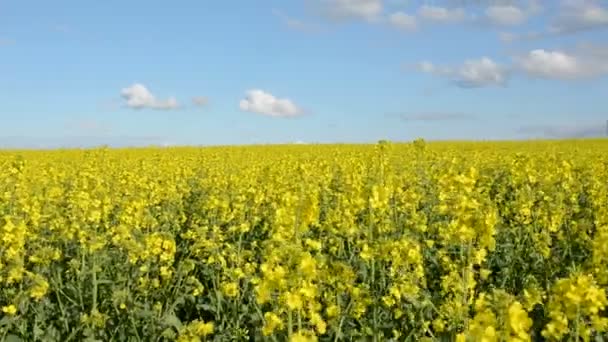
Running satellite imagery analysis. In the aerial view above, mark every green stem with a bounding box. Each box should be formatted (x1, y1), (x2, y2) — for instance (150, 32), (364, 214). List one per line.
(462, 242), (471, 331)
(298, 310), (302, 331)
(369, 200), (378, 342)
(80, 252), (86, 311)
(92, 257), (98, 313)
(288, 310), (293, 338)
(211, 275), (223, 326)
(54, 285), (70, 333)
(334, 301), (353, 342)
(574, 305), (580, 342)
(129, 314), (143, 342)
(51, 271), (71, 333)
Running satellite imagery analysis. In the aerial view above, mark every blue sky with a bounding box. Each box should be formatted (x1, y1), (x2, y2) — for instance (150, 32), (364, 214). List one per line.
(1, 0), (607, 147)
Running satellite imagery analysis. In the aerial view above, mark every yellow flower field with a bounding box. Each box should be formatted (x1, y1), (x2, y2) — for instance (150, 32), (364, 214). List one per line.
(1, 139), (608, 341)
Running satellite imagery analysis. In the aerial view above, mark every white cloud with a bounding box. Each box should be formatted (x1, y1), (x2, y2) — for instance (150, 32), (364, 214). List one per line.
(192, 96), (209, 106)
(485, 5), (527, 26)
(121, 83), (179, 110)
(417, 57), (507, 88)
(550, 0), (608, 33)
(458, 58), (507, 87)
(501, 1), (605, 41)
(527, 0), (543, 15)
(417, 61), (435, 73)
(308, 0), (544, 32)
(481, 1), (542, 28)
(515, 50), (581, 79)
(388, 11), (417, 31)
(419, 45), (608, 83)
(313, 0), (383, 22)
(418, 5), (466, 23)
(239, 90), (302, 117)
(515, 48), (608, 79)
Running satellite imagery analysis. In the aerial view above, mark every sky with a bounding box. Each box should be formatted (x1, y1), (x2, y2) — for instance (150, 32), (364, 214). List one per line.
(1, 0), (607, 148)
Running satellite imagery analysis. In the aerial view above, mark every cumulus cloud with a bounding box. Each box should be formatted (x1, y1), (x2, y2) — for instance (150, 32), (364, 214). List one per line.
(515, 48), (608, 79)
(410, 2), (538, 30)
(550, 0), (608, 34)
(306, 0), (546, 34)
(121, 83), (179, 110)
(417, 5), (466, 23)
(312, 0), (383, 22)
(485, 5), (527, 26)
(388, 11), (417, 31)
(239, 90), (302, 117)
(504, 1), (607, 41)
(479, 1), (541, 28)
(417, 57), (508, 88)
(192, 96), (209, 107)
(515, 50), (581, 79)
(417, 44), (608, 86)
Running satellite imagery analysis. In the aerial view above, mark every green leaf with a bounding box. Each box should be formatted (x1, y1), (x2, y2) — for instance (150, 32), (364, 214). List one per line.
(84, 337), (103, 342)
(0, 317), (13, 327)
(162, 313), (183, 330)
(161, 328), (177, 339)
(4, 334), (22, 342)
(197, 303), (216, 313)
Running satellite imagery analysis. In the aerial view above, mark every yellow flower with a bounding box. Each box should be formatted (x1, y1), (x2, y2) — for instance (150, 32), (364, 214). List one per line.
(29, 276), (49, 301)
(310, 312), (327, 334)
(326, 305), (340, 318)
(360, 244), (372, 261)
(193, 321), (214, 336)
(178, 319), (214, 341)
(299, 253), (316, 276)
(285, 292), (303, 310)
(508, 301), (532, 340)
(221, 282), (239, 298)
(160, 266), (173, 279)
(256, 283), (272, 304)
(262, 312), (283, 336)
(290, 330), (318, 342)
(2, 305), (17, 316)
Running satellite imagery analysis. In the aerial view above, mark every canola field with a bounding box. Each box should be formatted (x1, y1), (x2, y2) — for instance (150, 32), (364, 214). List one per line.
(1, 139), (608, 341)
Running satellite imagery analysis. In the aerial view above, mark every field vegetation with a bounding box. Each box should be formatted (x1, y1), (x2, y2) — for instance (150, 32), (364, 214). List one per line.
(1, 140), (608, 341)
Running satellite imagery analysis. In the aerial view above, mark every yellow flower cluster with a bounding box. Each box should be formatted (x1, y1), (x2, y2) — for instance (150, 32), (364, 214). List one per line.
(0, 140), (607, 340)
(542, 273), (608, 340)
(457, 290), (532, 341)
